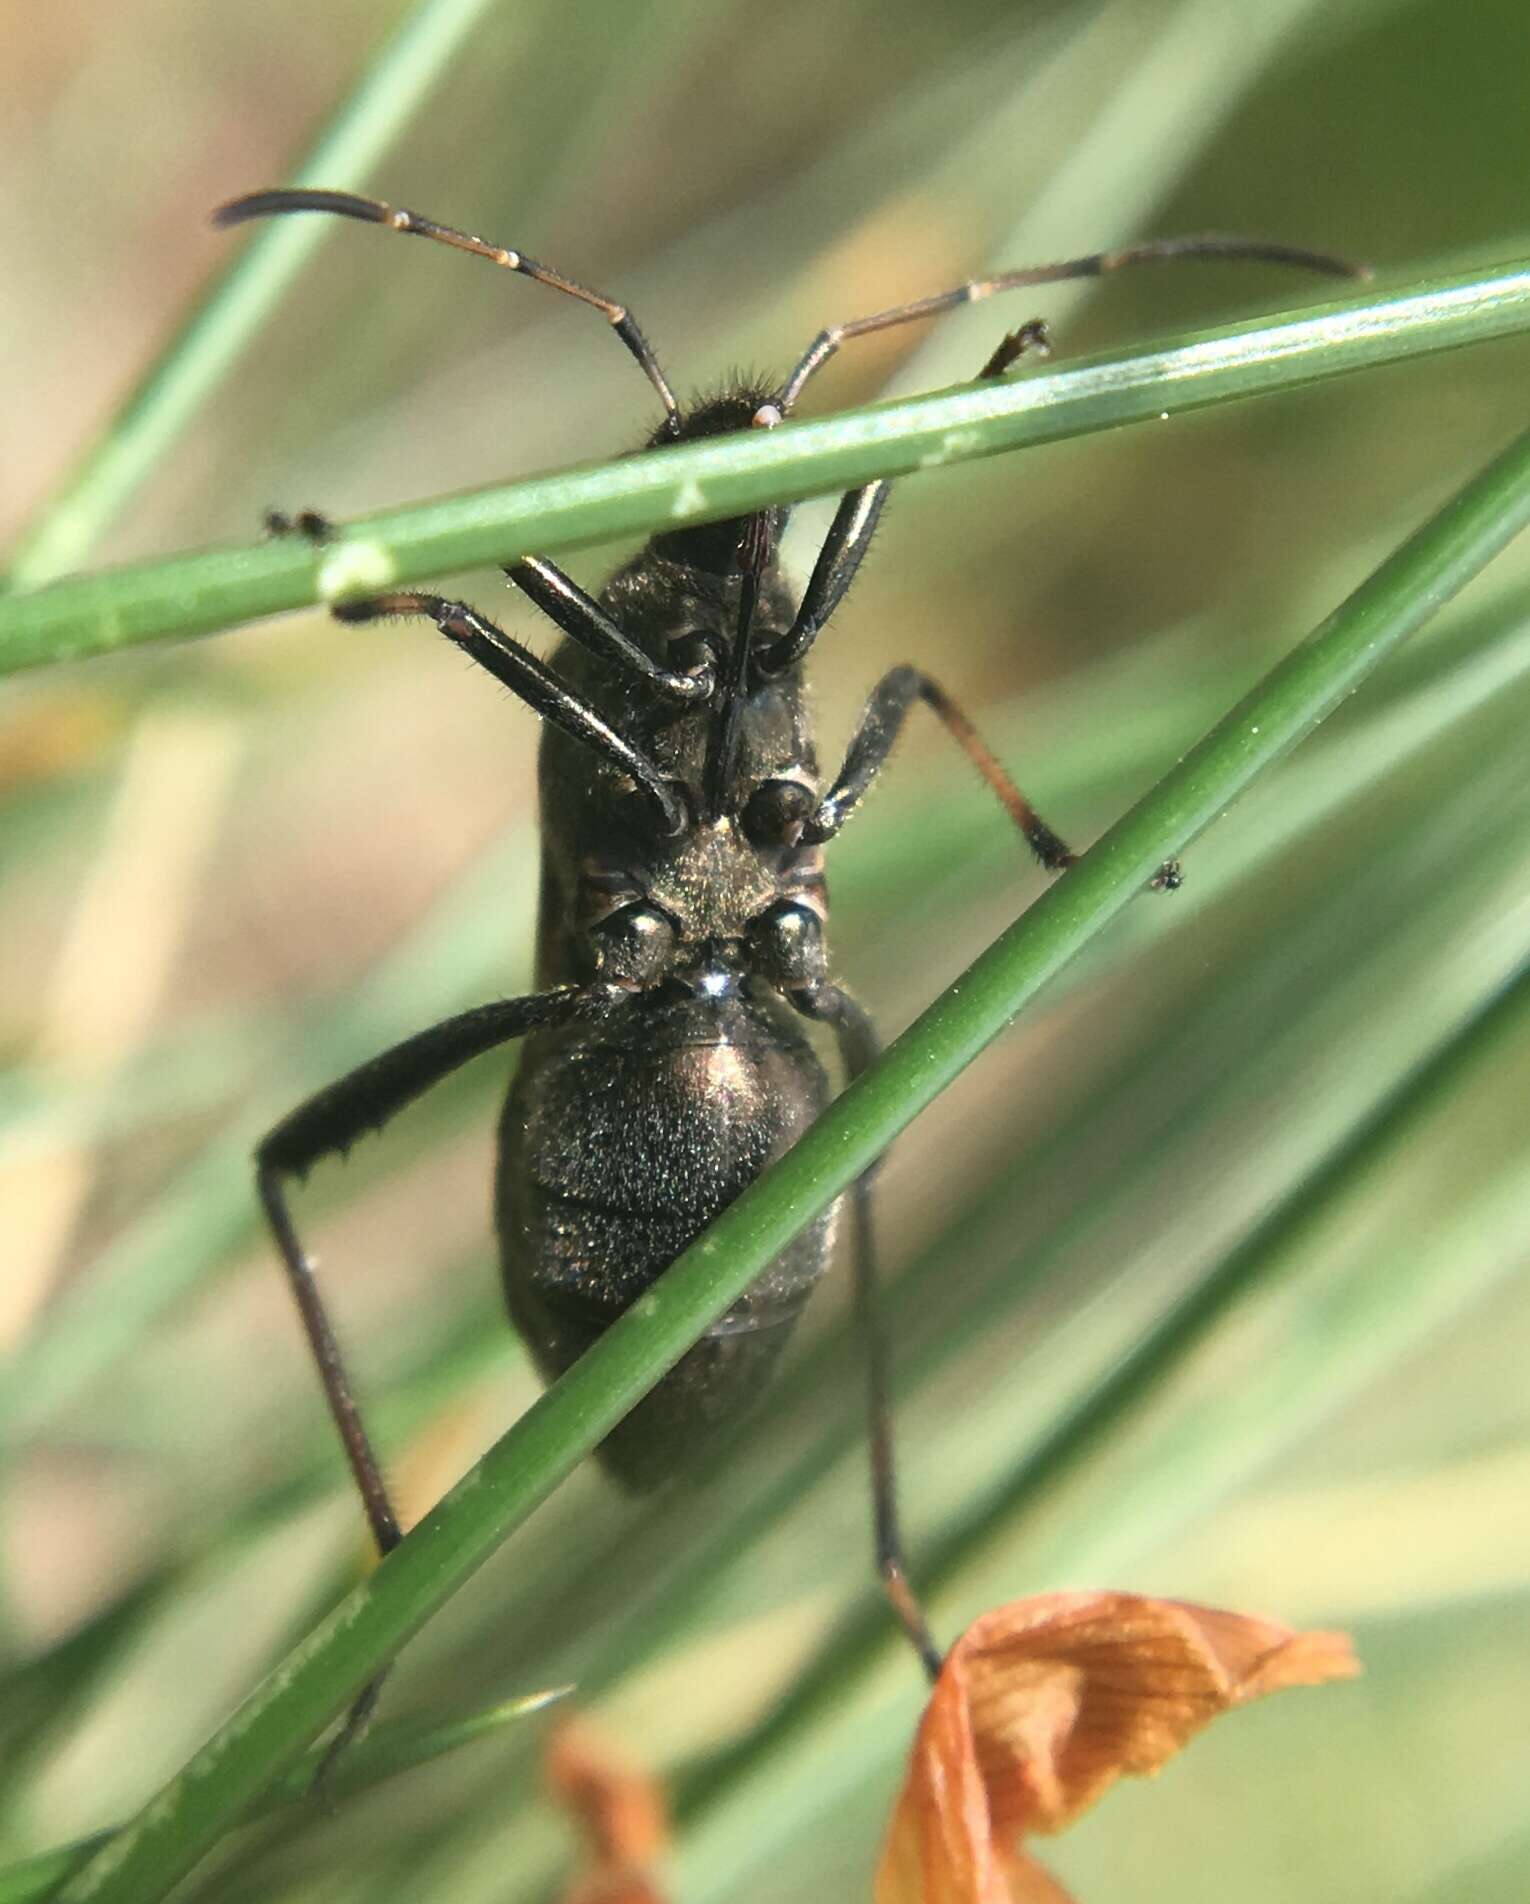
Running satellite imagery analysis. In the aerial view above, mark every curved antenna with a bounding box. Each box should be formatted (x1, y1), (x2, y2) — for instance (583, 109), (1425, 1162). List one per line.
(214, 188), (682, 433)
(776, 232), (1370, 413)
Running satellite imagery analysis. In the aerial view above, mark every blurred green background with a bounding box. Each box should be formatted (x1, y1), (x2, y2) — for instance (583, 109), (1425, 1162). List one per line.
(4, 0), (1530, 1898)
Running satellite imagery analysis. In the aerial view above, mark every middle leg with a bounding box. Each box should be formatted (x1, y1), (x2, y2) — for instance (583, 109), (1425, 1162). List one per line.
(805, 662), (1181, 890)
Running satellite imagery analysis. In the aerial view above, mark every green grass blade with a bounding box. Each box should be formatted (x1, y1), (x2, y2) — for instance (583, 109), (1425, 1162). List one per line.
(3, 0), (512, 592)
(0, 1688), (568, 1904)
(41, 395), (1530, 1904)
(3, 260), (1530, 671)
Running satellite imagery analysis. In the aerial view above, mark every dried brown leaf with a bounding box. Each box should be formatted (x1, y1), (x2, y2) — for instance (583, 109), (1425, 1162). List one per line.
(548, 1716), (671, 1904)
(876, 1590), (1358, 1904)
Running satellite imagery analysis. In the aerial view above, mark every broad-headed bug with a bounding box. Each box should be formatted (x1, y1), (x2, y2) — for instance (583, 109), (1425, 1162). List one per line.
(215, 187), (1361, 1757)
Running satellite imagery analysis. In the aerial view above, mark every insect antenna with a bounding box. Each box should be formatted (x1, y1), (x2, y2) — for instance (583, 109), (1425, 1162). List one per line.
(777, 231), (1369, 411)
(214, 187), (682, 433)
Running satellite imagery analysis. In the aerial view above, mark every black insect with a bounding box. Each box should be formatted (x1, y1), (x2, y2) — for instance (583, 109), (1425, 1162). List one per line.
(216, 187), (1360, 1754)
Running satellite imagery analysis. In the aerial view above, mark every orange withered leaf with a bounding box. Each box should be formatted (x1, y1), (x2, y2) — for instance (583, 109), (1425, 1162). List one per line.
(876, 1590), (1359, 1904)
(547, 1716), (671, 1904)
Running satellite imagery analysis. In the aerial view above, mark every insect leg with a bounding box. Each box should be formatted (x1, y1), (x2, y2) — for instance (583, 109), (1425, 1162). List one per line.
(754, 482), (889, 680)
(273, 514), (710, 707)
(505, 557), (714, 702)
(257, 987), (608, 1551)
(257, 985), (615, 1774)
(332, 593), (686, 835)
(264, 507), (334, 542)
(790, 978), (942, 1679)
(805, 663), (1180, 889)
(755, 323), (1052, 682)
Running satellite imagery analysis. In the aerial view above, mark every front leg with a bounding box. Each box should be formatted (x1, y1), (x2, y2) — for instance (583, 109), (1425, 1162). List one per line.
(754, 320), (1052, 682)
(260, 511), (688, 833)
(332, 592), (686, 835)
(754, 480), (890, 680)
(507, 557), (714, 702)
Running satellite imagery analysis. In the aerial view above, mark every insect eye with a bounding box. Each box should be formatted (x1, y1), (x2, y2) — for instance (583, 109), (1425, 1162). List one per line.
(742, 778), (815, 848)
(749, 902), (824, 988)
(591, 904), (676, 985)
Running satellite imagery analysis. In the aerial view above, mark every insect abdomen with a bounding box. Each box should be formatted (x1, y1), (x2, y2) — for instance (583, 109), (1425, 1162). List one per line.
(496, 992), (837, 1488)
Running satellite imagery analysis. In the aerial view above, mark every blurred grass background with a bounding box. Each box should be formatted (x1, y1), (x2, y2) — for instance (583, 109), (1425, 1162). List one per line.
(4, 0), (1530, 1899)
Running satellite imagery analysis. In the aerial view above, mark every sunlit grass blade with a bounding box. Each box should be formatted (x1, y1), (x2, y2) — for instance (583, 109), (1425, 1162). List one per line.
(2, 260), (1530, 672)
